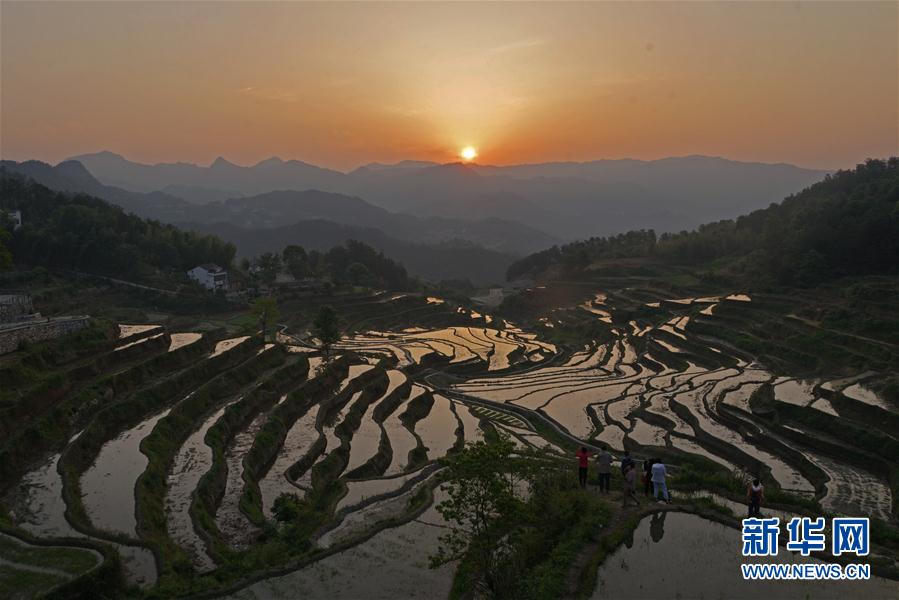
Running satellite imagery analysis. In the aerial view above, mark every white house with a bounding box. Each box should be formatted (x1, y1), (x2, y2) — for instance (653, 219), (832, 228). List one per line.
(187, 264), (229, 291)
(2, 209), (21, 230)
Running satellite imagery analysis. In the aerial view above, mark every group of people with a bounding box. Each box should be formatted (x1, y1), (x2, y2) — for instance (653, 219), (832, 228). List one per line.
(575, 446), (767, 515)
(575, 446), (670, 506)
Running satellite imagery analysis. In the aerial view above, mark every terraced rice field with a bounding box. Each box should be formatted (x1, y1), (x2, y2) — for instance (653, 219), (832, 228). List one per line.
(2, 289), (897, 597)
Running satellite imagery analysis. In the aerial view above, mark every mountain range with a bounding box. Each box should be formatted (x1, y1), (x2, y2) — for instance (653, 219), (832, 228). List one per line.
(0, 159), (547, 284)
(2, 152), (830, 285)
(70, 151), (829, 239)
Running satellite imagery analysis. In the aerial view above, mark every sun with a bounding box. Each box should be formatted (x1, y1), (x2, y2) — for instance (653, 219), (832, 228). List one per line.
(460, 146), (478, 161)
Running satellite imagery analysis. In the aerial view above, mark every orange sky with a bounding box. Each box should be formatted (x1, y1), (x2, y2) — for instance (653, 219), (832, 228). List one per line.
(1, 1), (896, 170)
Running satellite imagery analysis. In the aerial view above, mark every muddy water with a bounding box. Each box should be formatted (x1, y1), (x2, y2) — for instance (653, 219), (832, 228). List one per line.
(653, 339), (684, 354)
(7, 448), (158, 587)
(321, 475), (440, 549)
(581, 301), (612, 323)
(415, 395), (459, 460)
(8, 451), (78, 539)
(165, 396), (243, 572)
(118, 324), (160, 339)
(383, 388), (426, 476)
(628, 419), (668, 447)
(454, 403), (483, 443)
(481, 329), (518, 370)
(542, 386), (627, 439)
(168, 332), (202, 352)
(591, 512), (898, 600)
(259, 405), (321, 518)
(210, 336), (250, 358)
(115, 332), (165, 352)
(594, 423), (626, 450)
(821, 371), (876, 392)
(344, 371), (408, 475)
(338, 328), (504, 367)
(215, 408), (269, 548)
(306, 356), (324, 376)
(81, 408), (172, 537)
(313, 391), (365, 473)
(842, 382), (893, 411)
(338, 467), (429, 512)
(229, 498), (453, 600)
(693, 381), (813, 493)
(811, 397), (839, 416)
(700, 303), (717, 315)
(339, 364), (375, 391)
(773, 379), (817, 406)
(800, 449), (893, 521)
(669, 435), (737, 471)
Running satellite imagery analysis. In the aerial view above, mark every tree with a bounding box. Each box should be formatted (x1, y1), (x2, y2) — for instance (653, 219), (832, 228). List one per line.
(271, 492), (304, 522)
(250, 296), (280, 342)
(0, 173), (237, 279)
(0, 211), (13, 271)
(345, 261), (374, 286)
(313, 305), (340, 355)
(430, 437), (532, 595)
(283, 245), (311, 279)
(254, 252), (282, 286)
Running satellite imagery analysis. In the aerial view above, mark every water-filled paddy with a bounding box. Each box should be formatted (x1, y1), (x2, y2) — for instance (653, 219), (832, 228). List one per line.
(229, 500), (453, 600)
(81, 408), (172, 536)
(592, 512), (898, 600)
(344, 370), (407, 474)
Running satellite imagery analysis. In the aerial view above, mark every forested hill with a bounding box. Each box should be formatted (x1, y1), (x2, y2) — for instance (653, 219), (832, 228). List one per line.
(508, 158), (899, 287)
(0, 173), (235, 281)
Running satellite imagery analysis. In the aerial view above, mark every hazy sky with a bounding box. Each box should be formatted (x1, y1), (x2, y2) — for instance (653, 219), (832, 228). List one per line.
(1, 1), (896, 170)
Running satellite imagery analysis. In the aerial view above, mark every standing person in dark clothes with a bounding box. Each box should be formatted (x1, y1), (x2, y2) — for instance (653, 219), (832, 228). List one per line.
(576, 446), (592, 489)
(747, 478), (764, 517)
(643, 458), (656, 496)
(620, 449), (635, 476)
(596, 446), (612, 493)
(622, 464), (640, 507)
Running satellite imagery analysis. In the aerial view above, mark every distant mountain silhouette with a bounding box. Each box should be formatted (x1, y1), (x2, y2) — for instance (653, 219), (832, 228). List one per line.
(67, 151), (829, 239)
(68, 150), (346, 196)
(0, 159), (191, 221)
(0, 160), (542, 283)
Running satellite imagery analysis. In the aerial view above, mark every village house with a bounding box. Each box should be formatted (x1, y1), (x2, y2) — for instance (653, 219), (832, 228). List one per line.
(187, 263), (229, 291)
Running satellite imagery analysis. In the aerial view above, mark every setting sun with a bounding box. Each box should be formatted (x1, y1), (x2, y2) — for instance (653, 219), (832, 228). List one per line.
(460, 146), (478, 161)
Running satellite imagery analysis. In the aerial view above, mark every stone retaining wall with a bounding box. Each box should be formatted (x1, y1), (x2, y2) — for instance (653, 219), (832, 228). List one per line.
(0, 294), (34, 323)
(0, 316), (90, 355)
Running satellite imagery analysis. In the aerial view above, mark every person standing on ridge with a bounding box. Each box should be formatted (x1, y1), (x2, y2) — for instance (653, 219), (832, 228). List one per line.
(651, 460), (670, 503)
(747, 478), (764, 517)
(576, 446), (592, 489)
(622, 463), (640, 507)
(620, 449), (635, 476)
(596, 446), (612, 493)
(643, 458), (656, 497)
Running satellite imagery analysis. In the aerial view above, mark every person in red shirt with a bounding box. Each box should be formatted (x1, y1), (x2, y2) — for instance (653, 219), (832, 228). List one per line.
(576, 446), (592, 488)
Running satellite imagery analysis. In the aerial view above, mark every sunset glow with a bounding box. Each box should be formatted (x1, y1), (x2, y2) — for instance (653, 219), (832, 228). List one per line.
(1, 2), (896, 169)
(460, 146), (478, 161)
